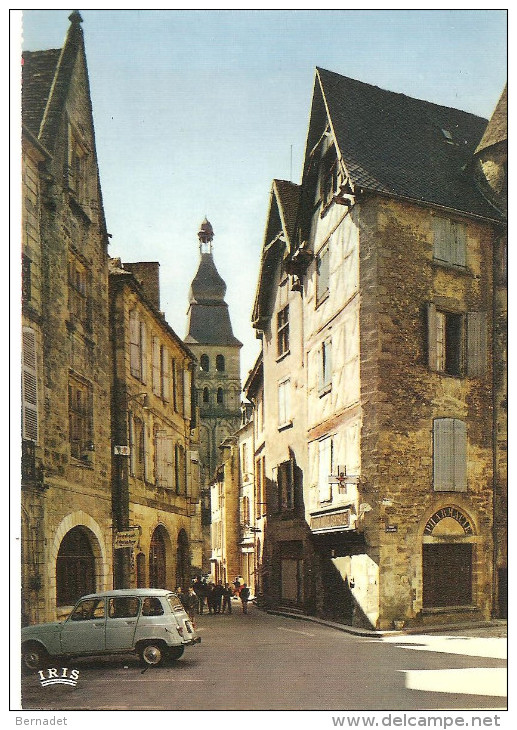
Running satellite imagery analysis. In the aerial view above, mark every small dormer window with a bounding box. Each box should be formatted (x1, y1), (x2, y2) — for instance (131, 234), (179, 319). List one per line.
(441, 128), (454, 144)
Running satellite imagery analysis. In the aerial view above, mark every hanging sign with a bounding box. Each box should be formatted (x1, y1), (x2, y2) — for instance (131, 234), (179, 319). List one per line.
(115, 527), (140, 549)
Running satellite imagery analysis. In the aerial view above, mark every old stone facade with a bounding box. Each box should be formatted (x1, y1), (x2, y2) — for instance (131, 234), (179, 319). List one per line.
(209, 439), (242, 586)
(21, 13), (113, 623)
(109, 260), (202, 592)
(252, 68), (507, 628)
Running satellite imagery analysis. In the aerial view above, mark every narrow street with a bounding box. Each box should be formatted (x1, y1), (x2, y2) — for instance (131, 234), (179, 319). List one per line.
(20, 602), (507, 712)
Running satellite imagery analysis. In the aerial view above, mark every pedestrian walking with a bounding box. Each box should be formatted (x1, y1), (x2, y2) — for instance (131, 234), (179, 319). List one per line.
(240, 583), (250, 614)
(187, 587), (197, 626)
(213, 582), (224, 614)
(206, 582), (216, 614)
(193, 576), (206, 615)
(222, 583), (233, 614)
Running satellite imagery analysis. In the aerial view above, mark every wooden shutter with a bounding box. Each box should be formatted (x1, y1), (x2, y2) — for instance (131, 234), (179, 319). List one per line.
(467, 311), (487, 377)
(318, 437), (332, 502)
(453, 419), (467, 492)
(140, 321), (147, 384)
(22, 328), (38, 442)
(129, 310), (141, 379)
(129, 414), (136, 475)
(432, 218), (449, 262)
(452, 222), (467, 267)
(434, 418), (467, 492)
(427, 302), (438, 371)
(161, 346), (170, 402)
(433, 418), (454, 491)
(152, 337), (161, 396)
(183, 369), (191, 418)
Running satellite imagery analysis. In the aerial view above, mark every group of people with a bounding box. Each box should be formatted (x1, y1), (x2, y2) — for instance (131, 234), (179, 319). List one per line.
(181, 577), (251, 616)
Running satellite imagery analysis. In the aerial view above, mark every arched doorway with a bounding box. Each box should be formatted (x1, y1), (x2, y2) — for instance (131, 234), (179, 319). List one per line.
(176, 529), (190, 591)
(149, 526), (167, 588)
(56, 527), (96, 607)
(422, 507), (475, 609)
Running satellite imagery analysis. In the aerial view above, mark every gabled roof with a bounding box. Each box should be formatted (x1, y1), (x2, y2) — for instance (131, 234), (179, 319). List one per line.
(252, 179), (301, 328)
(476, 85), (507, 154)
(303, 67), (501, 221)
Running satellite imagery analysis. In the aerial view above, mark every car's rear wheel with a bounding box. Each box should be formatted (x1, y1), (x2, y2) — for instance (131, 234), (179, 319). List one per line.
(139, 642), (165, 666)
(168, 645), (185, 661)
(21, 642), (48, 673)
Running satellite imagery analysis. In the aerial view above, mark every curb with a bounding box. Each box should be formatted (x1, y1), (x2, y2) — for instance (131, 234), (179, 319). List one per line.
(265, 608), (507, 638)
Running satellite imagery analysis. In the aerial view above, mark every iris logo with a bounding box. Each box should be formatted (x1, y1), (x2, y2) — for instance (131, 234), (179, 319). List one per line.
(37, 668), (80, 687)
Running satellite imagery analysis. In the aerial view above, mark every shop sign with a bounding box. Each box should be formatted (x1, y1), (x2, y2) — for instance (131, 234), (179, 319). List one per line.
(311, 508), (351, 533)
(424, 507), (473, 536)
(115, 527), (140, 549)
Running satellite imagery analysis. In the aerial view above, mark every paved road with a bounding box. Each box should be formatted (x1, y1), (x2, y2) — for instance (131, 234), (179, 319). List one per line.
(19, 602), (507, 711)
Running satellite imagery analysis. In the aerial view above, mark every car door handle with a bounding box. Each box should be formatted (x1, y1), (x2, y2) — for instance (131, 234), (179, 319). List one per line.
(125, 620), (136, 625)
(93, 622), (104, 627)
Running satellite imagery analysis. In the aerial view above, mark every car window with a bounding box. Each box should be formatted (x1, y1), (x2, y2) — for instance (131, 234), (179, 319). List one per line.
(108, 596), (140, 619)
(69, 598), (105, 621)
(141, 597), (164, 616)
(167, 595), (184, 612)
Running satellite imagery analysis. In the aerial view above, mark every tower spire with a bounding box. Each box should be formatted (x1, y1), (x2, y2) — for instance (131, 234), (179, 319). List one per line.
(198, 217), (214, 255)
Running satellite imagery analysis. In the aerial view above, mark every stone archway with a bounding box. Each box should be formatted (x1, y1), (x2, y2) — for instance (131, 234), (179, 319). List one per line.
(421, 505), (477, 610)
(56, 526), (96, 607)
(50, 511), (108, 619)
(149, 525), (168, 588)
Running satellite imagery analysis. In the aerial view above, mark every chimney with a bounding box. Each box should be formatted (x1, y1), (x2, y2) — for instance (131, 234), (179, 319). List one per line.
(123, 262), (160, 311)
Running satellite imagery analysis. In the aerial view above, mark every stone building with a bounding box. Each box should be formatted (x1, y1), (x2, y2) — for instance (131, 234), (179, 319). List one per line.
(21, 12), (113, 623)
(109, 259), (202, 592)
(209, 438), (241, 585)
(236, 402), (256, 591)
(185, 219), (242, 574)
(252, 69), (507, 628)
(243, 353), (266, 598)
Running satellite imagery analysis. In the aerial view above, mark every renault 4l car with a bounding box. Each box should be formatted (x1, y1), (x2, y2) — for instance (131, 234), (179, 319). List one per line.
(21, 588), (200, 671)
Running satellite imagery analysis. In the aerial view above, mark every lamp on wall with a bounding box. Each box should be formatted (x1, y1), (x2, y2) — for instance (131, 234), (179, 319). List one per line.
(127, 392), (150, 408)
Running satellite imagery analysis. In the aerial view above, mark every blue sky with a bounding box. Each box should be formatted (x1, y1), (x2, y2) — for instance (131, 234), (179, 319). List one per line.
(18, 8), (507, 380)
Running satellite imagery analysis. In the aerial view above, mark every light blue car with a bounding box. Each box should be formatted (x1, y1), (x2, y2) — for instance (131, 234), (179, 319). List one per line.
(21, 588), (200, 671)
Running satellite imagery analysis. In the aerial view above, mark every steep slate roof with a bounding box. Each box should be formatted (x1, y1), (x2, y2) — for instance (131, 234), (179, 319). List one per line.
(21, 49), (61, 137)
(185, 251), (242, 347)
(311, 68), (501, 221)
(252, 179), (301, 328)
(476, 85), (507, 154)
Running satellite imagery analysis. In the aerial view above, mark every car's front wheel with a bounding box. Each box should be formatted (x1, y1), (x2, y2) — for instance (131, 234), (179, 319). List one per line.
(21, 642), (48, 673)
(139, 642), (165, 667)
(168, 645), (185, 661)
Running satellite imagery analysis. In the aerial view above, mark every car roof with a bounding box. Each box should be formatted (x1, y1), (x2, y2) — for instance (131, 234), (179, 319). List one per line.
(80, 588), (175, 599)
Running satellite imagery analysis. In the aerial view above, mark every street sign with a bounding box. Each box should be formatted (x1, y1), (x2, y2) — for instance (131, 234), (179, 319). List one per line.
(114, 445), (130, 456)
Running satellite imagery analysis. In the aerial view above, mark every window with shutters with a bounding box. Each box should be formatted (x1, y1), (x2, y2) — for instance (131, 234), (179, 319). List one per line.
(318, 436), (333, 503)
(22, 327), (38, 442)
(319, 337), (332, 393)
(172, 358), (178, 411)
(152, 337), (161, 396)
(277, 305), (290, 357)
(316, 244), (330, 305)
(175, 444), (186, 495)
(432, 217), (467, 268)
(68, 376), (93, 461)
(277, 458), (295, 512)
(132, 417), (146, 480)
(160, 346), (170, 401)
(433, 418), (467, 492)
(129, 310), (147, 382)
(427, 304), (487, 378)
(154, 430), (174, 489)
(242, 495), (251, 525)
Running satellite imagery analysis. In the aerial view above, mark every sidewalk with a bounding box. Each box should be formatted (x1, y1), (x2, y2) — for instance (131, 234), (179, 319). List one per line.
(265, 606), (507, 639)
